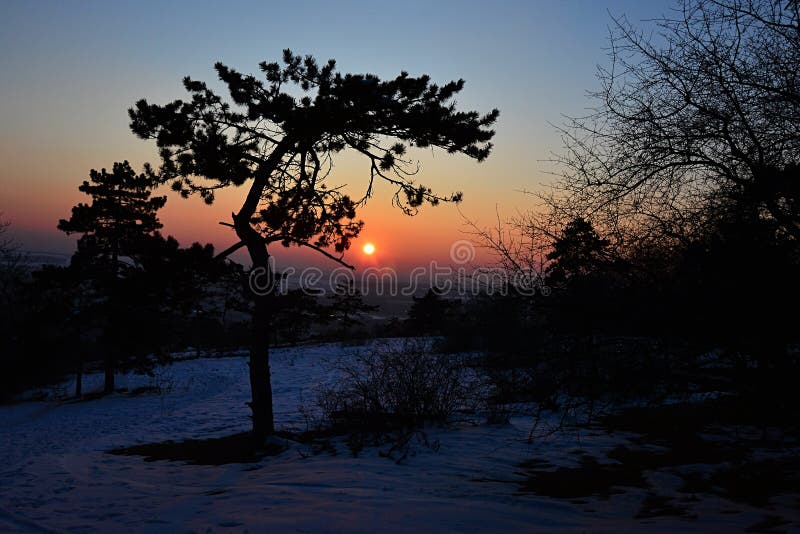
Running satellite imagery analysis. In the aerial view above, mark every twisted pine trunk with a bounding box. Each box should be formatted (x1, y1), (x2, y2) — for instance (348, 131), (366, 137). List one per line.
(235, 139), (291, 439)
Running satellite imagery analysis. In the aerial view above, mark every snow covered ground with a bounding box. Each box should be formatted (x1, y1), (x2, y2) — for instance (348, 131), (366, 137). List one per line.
(1, 340), (797, 532)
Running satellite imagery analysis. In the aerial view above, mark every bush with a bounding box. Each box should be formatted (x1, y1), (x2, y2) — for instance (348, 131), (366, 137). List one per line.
(316, 340), (483, 433)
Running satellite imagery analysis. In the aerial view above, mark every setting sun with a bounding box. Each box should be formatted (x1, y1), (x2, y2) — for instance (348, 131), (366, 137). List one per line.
(362, 242), (376, 255)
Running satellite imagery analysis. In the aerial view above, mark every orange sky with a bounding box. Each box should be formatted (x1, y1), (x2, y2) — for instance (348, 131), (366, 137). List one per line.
(0, 117), (549, 274)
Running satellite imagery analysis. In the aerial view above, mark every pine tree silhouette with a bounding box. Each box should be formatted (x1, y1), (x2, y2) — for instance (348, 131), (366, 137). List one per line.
(129, 50), (498, 437)
(59, 161), (166, 393)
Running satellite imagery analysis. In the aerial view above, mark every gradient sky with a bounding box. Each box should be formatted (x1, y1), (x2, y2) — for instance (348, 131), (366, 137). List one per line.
(0, 0), (673, 273)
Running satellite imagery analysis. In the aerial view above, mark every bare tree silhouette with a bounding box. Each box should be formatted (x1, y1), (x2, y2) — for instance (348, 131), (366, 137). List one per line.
(551, 0), (800, 246)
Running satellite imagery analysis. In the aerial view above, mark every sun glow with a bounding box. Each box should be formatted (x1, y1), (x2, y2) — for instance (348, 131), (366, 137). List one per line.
(362, 242), (376, 255)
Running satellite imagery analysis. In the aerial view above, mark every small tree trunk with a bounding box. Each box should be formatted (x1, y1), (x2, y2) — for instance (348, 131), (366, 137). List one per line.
(108, 226), (120, 396)
(104, 354), (115, 394)
(75, 357), (83, 398)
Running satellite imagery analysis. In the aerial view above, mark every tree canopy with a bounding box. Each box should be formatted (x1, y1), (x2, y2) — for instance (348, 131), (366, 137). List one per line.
(129, 49), (498, 259)
(58, 161), (167, 269)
